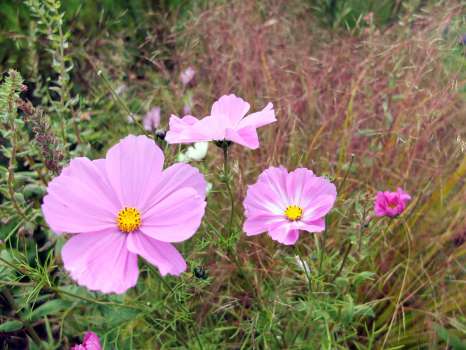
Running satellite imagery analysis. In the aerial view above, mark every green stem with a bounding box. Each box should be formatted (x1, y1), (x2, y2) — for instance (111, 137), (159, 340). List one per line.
(97, 70), (148, 135)
(155, 274), (204, 350)
(318, 217), (328, 276)
(52, 287), (144, 311)
(295, 246), (312, 292)
(331, 242), (353, 283)
(337, 153), (354, 193)
(358, 208), (370, 255)
(222, 145), (235, 235)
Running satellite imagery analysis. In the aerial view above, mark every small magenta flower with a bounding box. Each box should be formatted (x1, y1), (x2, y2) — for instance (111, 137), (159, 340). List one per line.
(374, 188), (411, 218)
(166, 94), (276, 149)
(243, 167), (336, 245)
(180, 66), (196, 86)
(42, 135), (207, 294)
(71, 331), (101, 350)
(143, 107), (161, 131)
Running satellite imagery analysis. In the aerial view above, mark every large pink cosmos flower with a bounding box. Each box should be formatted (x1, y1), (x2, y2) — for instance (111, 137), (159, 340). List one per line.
(71, 331), (101, 350)
(165, 94), (276, 149)
(243, 167), (337, 245)
(374, 188), (411, 218)
(42, 135), (207, 294)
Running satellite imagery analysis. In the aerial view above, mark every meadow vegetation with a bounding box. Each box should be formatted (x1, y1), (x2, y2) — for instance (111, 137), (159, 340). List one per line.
(0, 0), (465, 349)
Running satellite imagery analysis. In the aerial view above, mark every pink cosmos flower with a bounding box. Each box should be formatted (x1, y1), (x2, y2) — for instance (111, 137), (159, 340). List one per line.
(165, 94), (276, 149)
(143, 107), (161, 131)
(71, 331), (101, 350)
(374, 188), (411, 218)
(42, 135), (207, 294)
(243, 167), (337, 245)
(180, 66), (196, 86)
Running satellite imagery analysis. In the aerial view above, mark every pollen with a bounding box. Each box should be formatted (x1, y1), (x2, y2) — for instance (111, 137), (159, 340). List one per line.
(284, 205), (303, 221)
(117, 207), (141, 233)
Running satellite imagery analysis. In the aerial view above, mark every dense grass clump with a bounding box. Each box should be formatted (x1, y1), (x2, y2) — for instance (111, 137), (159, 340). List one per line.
(0, 0), (465, 349)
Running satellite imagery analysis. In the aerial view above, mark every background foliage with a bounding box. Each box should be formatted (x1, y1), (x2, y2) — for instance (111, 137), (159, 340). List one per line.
(0, 0), (465, 349)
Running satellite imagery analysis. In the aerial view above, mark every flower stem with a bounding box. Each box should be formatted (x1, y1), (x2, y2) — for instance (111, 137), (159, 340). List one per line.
(222, 144), (235, 235)
(318, 217), (328, 276)
(155, 274), (204, 350)
(97, 70), (148, 136)
(295, 246), (312, 292)
(337, 153), (355, 193)
(331, 242), (353, 283)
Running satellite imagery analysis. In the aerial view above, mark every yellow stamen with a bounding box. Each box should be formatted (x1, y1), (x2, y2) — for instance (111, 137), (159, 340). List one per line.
(284, 205), (303, 221)
(117, 207), (141, 233)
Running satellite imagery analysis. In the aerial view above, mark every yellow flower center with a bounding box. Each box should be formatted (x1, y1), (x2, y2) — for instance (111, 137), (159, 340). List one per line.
(284, 205), (303, 221)
(117, 207), (141, 233)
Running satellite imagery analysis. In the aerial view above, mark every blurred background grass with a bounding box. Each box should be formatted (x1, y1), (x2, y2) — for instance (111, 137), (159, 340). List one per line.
(0, 0), (465, 349)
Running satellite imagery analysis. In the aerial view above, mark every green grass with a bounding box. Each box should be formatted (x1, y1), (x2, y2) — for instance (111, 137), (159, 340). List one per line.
(0, 0), (465, 349)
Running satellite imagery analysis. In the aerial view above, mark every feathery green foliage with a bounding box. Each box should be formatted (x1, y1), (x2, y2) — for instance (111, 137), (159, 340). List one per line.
(0, 0), (465, 349)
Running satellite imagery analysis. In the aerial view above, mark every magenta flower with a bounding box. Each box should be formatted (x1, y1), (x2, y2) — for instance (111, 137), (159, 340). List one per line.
(180, 66), (196, 86)
(42, 135), (207, 294)
(243, 167), (337, 245)
(71, 331), (101, 350)
(165, 94), (276, 149)
(143, 107), (161, 131)
(374, 188), (411, 218)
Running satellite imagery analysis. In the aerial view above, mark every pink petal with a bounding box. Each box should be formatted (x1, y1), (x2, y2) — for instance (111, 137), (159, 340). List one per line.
(71, 345), (86, 350)
(374, 195), (386, 216)
(143, 163), (207, 211)
(140, 188), (206, 243)
(61, 230), (139, 294)
(83, 332), (102, 350)
(302, 194), (336, 222)
(105, 135), (164, 208)
(243, 214), (285, 236)
(180, 67), (195, 86)
(268, 222), (299, 245)
(41, 158), (118, 234)
(243, 181), (287, 216)
(211, 94), (250, 125)
(225, 127), (259, 149)
(285, 168), (315, 205)
(238, 102), (276, 129)
(166, 115), (198, 135)
(143, 107), (161, 131)
(256, 167), (290, 208)
(299, 217), (325, 233)
(165, 115), (224, 144)
(192, 115), (227, 140)
(397, 187), (412, 202)
(281, 229), (300, 245)
(127, 232), (186, 276)
(294, 174), (337, 209)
